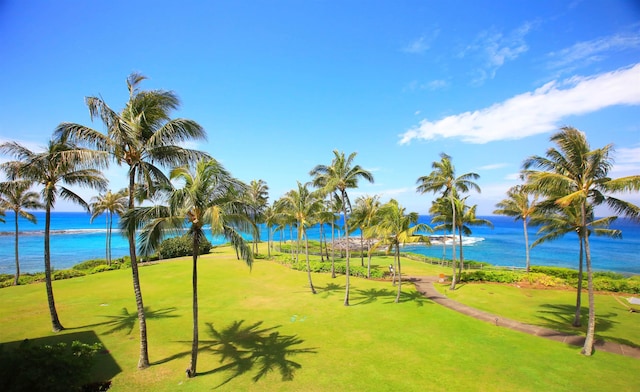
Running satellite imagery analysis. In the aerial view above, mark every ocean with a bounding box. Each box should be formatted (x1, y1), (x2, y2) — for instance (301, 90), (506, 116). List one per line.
(0, 212), (639, 275)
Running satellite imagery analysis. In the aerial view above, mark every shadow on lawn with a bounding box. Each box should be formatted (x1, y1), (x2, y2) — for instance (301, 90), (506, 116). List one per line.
(100, 307), (179, 335)
(350, 282), (431, 306)
(535, 303), (639, 347)
(198, 320), (318, 388)
(316, 282), (344, 298)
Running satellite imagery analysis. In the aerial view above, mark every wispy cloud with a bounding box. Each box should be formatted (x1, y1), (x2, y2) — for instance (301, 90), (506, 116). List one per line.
(611, 145), (640, 177)
(460, 22), (533, 84)
(477, 163), (508, 171)
(403, 79), (449, 92)
(399, 63), (640, 145)
(547, 31), (640, 73)
(403, 30), (440, 54)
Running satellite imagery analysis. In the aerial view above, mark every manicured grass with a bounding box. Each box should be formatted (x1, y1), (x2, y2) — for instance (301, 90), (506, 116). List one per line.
(433, 281), (640, 348)
(1, 245), (639, 391)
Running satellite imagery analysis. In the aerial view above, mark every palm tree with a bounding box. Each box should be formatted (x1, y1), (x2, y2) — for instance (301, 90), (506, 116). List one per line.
(350, 195), (381, 278)
(0, 179), (44, 285)
(90, 189), (128, 266)
(367, 199), (431, 302)
(452, 198), (493, 279)
(263, 205), (277, 258)
(56, 72), (208, 368)
(122, 158), (253, 377)
(429, 197), (452, 264)
(276, 181), (323, 294)
(0, 136), (107, 332)
(494, 185), (538, 272)
(531, 202), (621, 327)
(245, 179), (269, 254)
(523, 126), (640, 356)
(416, 153), (480, 290)
(310, 150), (374, 306)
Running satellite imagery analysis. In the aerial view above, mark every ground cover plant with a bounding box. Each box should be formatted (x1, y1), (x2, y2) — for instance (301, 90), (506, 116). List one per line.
(0, 245), (639, 391)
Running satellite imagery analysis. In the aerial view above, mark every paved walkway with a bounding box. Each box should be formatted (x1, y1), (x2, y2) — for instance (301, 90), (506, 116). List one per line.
(408, 276), (640, 359)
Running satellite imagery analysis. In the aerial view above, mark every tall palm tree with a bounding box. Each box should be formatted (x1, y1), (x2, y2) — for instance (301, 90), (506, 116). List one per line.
(90, 189), (128, 266)
(452, 198), (493, 279)
(416, 153), (480, 290)
(350, 195), (381, 278)
(0, 136), (107, 331)
(523, 126), (640, 355)
(122, 158), (253, 377)
(494, 184), (538, 272)
(276, 181), (323, 294)
(531, 202), (621, 327)
(263, 205), (277, 258)
(0, 179), (44, 285)
(367, 199), (431, 302)
(429, 197), (451, 264)
(310, 150), (374, 306)
(56, 72), (208, 368)
(245, 179), (269, 254)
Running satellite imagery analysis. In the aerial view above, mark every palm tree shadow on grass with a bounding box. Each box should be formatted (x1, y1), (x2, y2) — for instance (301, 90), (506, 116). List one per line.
(316, 282), (344, 298)
(100, 307), (179, 335)
(198, 320), (317, 388)
(535, 303), (639, 347)
(351, 285), (430, 306)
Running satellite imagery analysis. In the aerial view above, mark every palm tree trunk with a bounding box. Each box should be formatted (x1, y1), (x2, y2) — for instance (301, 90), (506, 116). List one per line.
(523, 218), (530, 273)
(330, 219), (336, 278)
(342, 193), (351, 306)
(13, 211), (19, 285)
(367, 242), (372, 279)
(44, 203), (64, 332)
(581, 203), (596, 356)
(318, 223), (324, 262)
(457, 229), (464, 281)
(304, 232), (316, 294)
(128, 172), (149, 369)
(450, 195), (457, 290)
(267, 225), (272, 258)
(106, 212), (112, 266)
(395, 246), (402, 303)
(573, 236), (584, 327)
(188, 236), (199, 377)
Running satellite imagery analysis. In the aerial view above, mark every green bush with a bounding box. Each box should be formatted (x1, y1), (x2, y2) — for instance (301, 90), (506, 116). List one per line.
(73, 258), (108, 271)
(158, 235), (212, 259)
(529, 266), (580, 281)
(91, 265), (116, 274)
(0, 340), (105, 392)
(459, 270), (521, 284)
(522, 272), (565, 287)
(53, 269), (86, 280)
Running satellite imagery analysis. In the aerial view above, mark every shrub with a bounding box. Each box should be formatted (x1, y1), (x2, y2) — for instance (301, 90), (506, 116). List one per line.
(0, 340), (104, 392)
(158, 235), (212, 259)
(53, 269), (86, 280)
(73, 259), (108, 271)
(522, 272), (564, 287)
(459, 270), (521, 284)
(529, 266), (579, 281)
(91, 265), (116, 274)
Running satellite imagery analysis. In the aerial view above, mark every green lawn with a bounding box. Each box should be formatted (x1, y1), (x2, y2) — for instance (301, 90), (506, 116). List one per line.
(1, 245), (638, 391)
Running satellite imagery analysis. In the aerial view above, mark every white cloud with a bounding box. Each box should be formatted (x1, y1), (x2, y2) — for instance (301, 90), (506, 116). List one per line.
(611, 146), (640, 177)
(548, 31), (640, 72)
(461, 22), (533, 84)
(399, 63), (640, 145)
(477, 163), (508, 171)
(427, 79), (448, 90)
(403, 30), (440, 54)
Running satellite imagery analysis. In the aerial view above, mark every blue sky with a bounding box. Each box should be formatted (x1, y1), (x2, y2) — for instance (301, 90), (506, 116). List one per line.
(1, 1), (639, 215)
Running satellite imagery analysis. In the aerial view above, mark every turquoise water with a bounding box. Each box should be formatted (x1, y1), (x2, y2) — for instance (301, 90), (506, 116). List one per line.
(0, 212), (639, 275)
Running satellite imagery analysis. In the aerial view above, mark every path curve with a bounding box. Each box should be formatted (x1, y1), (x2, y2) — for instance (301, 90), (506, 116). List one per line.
(408, 276), (640, 359)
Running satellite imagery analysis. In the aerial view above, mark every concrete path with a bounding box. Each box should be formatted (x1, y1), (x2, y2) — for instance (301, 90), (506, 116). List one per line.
(408, 276), (640, 359)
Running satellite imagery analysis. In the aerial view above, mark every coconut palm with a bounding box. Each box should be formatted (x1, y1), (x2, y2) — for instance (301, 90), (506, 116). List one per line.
(0, 179), (44, 285)
(452, 198), (493, 278)
(429, 197), (452, 264)
(121, 158), (253, 377)
(263, 205), (277, 258)
(349, 195), (381, 278)
(276, 181), (323, 294)
(523, 126), (640, 355)
(310, 150), (374, 306)
(367, 199), (431, 302)
(494, 184), (538, 272)
(416, 153), (480, 290)
(0, 136), (107, 331)
(56, 72), (208, 368)
(531, 202), (621, 327)
(90, 189), (128, 266)
(245, 179), (269, 254)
